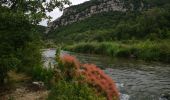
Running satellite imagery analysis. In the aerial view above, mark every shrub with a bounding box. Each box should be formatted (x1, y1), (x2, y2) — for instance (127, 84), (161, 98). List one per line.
(32, 66), (55, 88)
(52, 54), (120, 100)
(81, 64), (119, 100)
(58, 54), (80, 81)
(48, 80), (105, 100)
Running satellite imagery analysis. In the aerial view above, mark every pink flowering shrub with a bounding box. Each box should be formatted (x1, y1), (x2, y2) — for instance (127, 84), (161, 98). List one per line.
(58, 54), (80, 80)
(59, 54), (119, 100)
(80, 64), (119, 100)
(60, 54), (80, 69)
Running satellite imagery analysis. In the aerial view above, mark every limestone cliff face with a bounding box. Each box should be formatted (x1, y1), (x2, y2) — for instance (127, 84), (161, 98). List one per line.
(46, 0), (144, 33)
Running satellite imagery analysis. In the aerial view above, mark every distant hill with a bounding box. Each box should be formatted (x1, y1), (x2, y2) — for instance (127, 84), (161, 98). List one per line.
(47, 0), (170, 44)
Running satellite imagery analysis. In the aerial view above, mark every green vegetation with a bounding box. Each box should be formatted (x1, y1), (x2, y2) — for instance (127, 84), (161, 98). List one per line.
(47, 0), (170, 63)
(0, 6), (41, 84)
(1, 0), (170, 99)
(0, 0), (109, 99)
(63, 0), (170, 17)
(47, 50), (107, 100)
(65, 40), (170, 63)
(48, 80), (105, 100)
(48, 6), (170, 44)
(0, 0), (70, 86)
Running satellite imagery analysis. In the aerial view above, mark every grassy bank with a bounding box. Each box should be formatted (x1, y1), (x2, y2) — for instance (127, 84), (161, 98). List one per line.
(64, 40), (170, 63)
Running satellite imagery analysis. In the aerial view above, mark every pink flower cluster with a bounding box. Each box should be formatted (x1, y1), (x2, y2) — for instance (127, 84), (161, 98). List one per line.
(81, 64), (119, 100)
(60, 54), (80, 69)
(60, 54), (119, 100)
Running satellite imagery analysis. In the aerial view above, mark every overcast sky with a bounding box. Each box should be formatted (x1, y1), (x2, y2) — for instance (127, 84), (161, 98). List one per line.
(40, 0), (89, 26)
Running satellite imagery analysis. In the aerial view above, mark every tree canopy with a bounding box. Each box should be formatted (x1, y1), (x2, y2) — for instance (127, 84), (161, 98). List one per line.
(0, 0), (71, 24)
(0, 0), (71, 84)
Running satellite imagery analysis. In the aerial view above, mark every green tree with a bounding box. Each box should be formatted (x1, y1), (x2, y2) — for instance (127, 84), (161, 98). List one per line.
(0, 0), (71, 24)
(0, 0), (71, 84)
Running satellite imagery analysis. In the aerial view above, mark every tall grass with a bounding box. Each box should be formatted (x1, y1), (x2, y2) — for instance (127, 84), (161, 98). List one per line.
(64, 40), (170, 63)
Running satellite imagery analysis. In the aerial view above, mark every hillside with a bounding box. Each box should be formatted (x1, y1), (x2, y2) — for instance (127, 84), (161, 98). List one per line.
(47, 0), (170, 44)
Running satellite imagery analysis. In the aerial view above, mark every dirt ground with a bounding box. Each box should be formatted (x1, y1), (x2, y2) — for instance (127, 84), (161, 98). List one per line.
(0, 86), (49, 100)
(0, 71), (49, 100)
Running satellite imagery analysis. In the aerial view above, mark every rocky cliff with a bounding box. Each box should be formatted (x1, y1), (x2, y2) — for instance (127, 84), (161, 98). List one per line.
(46, 0), (145, 33)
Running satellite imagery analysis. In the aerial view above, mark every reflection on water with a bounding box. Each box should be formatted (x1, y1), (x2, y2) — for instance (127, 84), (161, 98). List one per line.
(42, 49), (56, 58)
(42, 49), (56, 68)
(43, 49), (170, 100)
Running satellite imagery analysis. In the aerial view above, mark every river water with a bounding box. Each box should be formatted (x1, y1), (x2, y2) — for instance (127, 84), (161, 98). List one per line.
(42, 49), (170, 100)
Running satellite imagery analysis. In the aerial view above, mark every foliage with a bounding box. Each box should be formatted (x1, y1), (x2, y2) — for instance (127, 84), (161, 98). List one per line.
(65, 40), (170, 63)
(0, 0), (71, 84)
(57, 54), (80, 81)
(0, 8), (29, 84)
(52, 0), (169, 63)
(48, 1), (170, 44)
(0, 0), (71, 24)
(48, 80), (105, 100)
(0, 6), (42, 84)
(51, 54), (119, 99)
(47, 54), (106, 99)
(32, 65), (55, 88)
(81, 64), (119, 100)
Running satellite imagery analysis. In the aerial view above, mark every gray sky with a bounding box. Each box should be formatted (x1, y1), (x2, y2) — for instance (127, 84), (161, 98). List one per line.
(40, 0), (89, 26)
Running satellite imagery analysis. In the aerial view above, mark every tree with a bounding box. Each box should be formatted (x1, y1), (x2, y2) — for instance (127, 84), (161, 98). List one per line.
(0, 0), (71, 24)
(0, 0), (71, 84)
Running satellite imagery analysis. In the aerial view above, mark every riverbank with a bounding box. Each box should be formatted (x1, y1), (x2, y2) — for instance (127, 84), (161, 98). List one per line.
(64, 40), (170, 63)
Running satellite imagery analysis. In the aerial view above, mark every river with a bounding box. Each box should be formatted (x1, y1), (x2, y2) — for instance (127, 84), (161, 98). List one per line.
(42, 49), (170, 100)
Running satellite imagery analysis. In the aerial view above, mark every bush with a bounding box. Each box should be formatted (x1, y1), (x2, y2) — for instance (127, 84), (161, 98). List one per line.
(48, 53), (119, 100)
(32, 66), (55, 88)
(48, 81), (105, 100)
(58, 54), (80, 81)
(81, 64), (119, 100)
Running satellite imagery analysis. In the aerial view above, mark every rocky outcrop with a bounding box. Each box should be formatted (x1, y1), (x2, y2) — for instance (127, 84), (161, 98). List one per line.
(46, 0), (144, 33)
